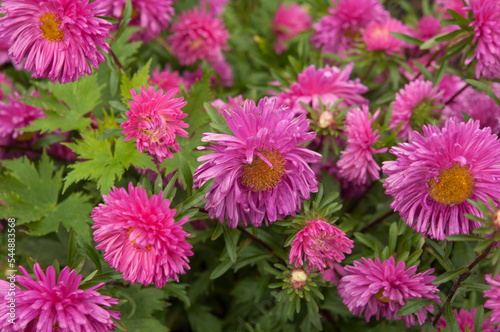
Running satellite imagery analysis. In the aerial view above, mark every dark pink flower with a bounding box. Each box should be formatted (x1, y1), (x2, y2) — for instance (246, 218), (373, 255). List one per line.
(91, 183), (194, 288)
(338, 257), (439, 327)
(362, 18), (411, 54)
(0, 92), (45, 140)
(484, 273), (500, 325)
(150, 67), (190, 93)
(121, 86), (189, 162)
(0, 263), (120, 331)
(0, 0), (112, 83)
(289, 219), (353, 272)
(437, 308), (499, 332)
(271, 3), (311, 54)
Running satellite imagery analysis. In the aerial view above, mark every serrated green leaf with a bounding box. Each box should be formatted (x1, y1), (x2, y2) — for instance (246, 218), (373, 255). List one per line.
(121, 59), (152, 100)
(164, 283), (191, 308)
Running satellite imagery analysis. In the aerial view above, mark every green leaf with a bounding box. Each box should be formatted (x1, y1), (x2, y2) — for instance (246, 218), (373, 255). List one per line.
(413, 60), (433, 81)
(164, 283), (191, 308)
(447, 9), (471, 30)
(223, 226), (238, 263)
(397, 298), (437, 317)
(474, 305), (484, 332)
(210, 259), (233, 279)
(113, 0), (132, 42)
(68, 230), (78, 268)
(120, 58), (152, 100)
(432, 267), (467, 284)
(391, 32), (423, 46)
(122, 319), (168, 332)
(446, 234), (483, 242)
(445, 303), (460, 332)
(178, 154), (193, 197)
(388, 222), (398, 254)
(181, 73), (211, 130)
(187, 304), (223, 332)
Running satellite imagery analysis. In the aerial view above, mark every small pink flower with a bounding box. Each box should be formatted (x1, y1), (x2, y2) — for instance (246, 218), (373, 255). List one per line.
(437, 308), (499, 332)
(168, 8), (229, 66)
(150, 67), (190, 93)
(210, 94), (244, 114)
(338, 106), (387, 185)
(0, 92), (45, 140)
(121, 86), (189, 162)
(271, 3), (311, 54)
(0, 263), (120, 331)
(484, 273), (500, 325)
(362, 18), (411, 54)
(91, 183), (194, 288)
(289, 219), (353, 272)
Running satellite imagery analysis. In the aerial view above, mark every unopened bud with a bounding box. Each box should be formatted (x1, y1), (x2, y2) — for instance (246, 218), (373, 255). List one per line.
(493, 209), (500, 230)
(290, 269), (308, 289)
(318, 111), (334, 128)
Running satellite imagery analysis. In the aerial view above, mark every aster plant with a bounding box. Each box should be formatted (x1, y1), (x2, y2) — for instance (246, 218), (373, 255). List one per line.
(4, 0), (500, 331)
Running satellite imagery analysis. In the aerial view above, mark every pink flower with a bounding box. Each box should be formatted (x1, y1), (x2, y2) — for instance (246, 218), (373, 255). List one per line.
(437, 308), (499, 332)
(0, 0), (112, 83)
(389, 79), (443, 141)
(168, 8), (229, 66)
(277, 63), (368, 115)
(311, 0), (389, 55)
(150, 67), (190, 93)
(338, 106), (387, 185)
(412, 15), (446, 41)
(271, 3), (312, 54)
(484, 273), (500, 325)
(210, 94), (244, 114)
(0, 263), (120, 331)
(200, 0), (228, 16)
(289, 219), (353, 272)
(91, 183), (194, 288)
(362, 18), (411, 54)
(193, 97), (321, 228)
(465, 0), (500, 79)
(96, 0), (174, 42)
(383, 119), (500, 240)
(0, 92), (45, 140)
(338, 257), (439, 327)
(437, 0), (468, 18)
(121, 86), (189, 162)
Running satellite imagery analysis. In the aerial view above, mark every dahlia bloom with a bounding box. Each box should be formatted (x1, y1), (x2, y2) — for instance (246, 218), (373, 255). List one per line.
(338, 106), (387, 185)
(311, 0), (389, 55)
(0, 0), (112, 84)
(338, 257), (439, 327)
(210, 94), (244, 114)
(0, 92), (45, 140)
(168, 8), (229, 66)
(465, 0), (500, 79)
(437, 308), (498, 332)
(91, 183), (194, 288)
(389, 79), (443, 141)
(96, 0), (174, 42)
(289, 219), (354, 272)
(121, 86), (189, 162)
(362, 18), (411, 54)
(271, 3), (312, 54)
(383, 119), (500, 240)
(150, 67), (190, 93)
(277, 63), (368, 115)
(193, 97), (321, 228)
(485, 273), (500, 325)
(0, 263), (120, 331)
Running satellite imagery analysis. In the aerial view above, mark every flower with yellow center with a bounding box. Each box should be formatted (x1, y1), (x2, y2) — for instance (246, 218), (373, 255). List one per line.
(241, 149), (285, 192)
(40, 13), (64, 42)
(429, 164), (475, 205)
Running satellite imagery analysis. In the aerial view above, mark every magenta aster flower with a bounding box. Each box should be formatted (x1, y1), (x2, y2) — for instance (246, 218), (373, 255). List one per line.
(338, 106), (387, 185)
(200, 0), (228, 16)
(0, 263), (120, 331)
(289, 219), (353, 272)
(437, 308), (498, 332)
(485, 273), (500, 325)
(0, 92), (45, 140)
(168, 8), (229, 66)
(311, 0), (389, 55)
(412, 15), (446, 41)
(271, 3), (312, 54)
(437, 0), (468, 18)
(383, 119), (500, 240)
(91, 183), (194, 288)
(150, 67), (190, 93)
(210, 94), (244, 114)
(277, 63), (368, 115)
(389, 79), (443, 141)
(338, 257), (439, 327)
(193, 97), (321, 228)
(96, 0), (174, 42)
(0, 0), (112, 84)
(121, 86), (189, 162)
(465, 0), (500, 79)
(362, 18), (411, 54)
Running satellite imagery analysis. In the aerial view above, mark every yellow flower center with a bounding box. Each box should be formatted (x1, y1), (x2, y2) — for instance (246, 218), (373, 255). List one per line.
(40, 13), (64, 42)
(189, 38), (204, 51)
(127, 227), (152, 250)
(374, 289), (391, 303)
(372, 27), (389, 41)
(428, 164), (474, 205)
(241, 149), (285, 192)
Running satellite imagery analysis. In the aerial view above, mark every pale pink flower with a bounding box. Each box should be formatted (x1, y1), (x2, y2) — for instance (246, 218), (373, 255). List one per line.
(362, 18), (411, 54)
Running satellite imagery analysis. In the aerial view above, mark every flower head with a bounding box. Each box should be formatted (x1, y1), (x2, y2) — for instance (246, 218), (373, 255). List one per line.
(437, 0), (468, 18)
(484, 273), (500, 325)
(150, 67), (190, 93)
(168, 8), (229, 66)
(437, 308), (498, 332)
(271, 3), (312, 54)
(338, 257), (439, 327)
(362, 18), (411, 54)
(210, 94), (244, 114)
(311, 0), (389, 55)
(91, 183), (194, 288)
(0, 92), (45, 140)
(193, 97), (321, 228)
(0, 263), (120, 331)
(465, 0), (500, 79)
(121, 86), (189, 162)
(0, 0), (112, 83)
(277, 63), (368, 115)
(389, 79), (443, 141)
(383, 119), (500, 240)
(200, 0), (228, 16)
(338, 106), (387, 185)
(289, 219), (353, 272)
(96, 0), (174, 42)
